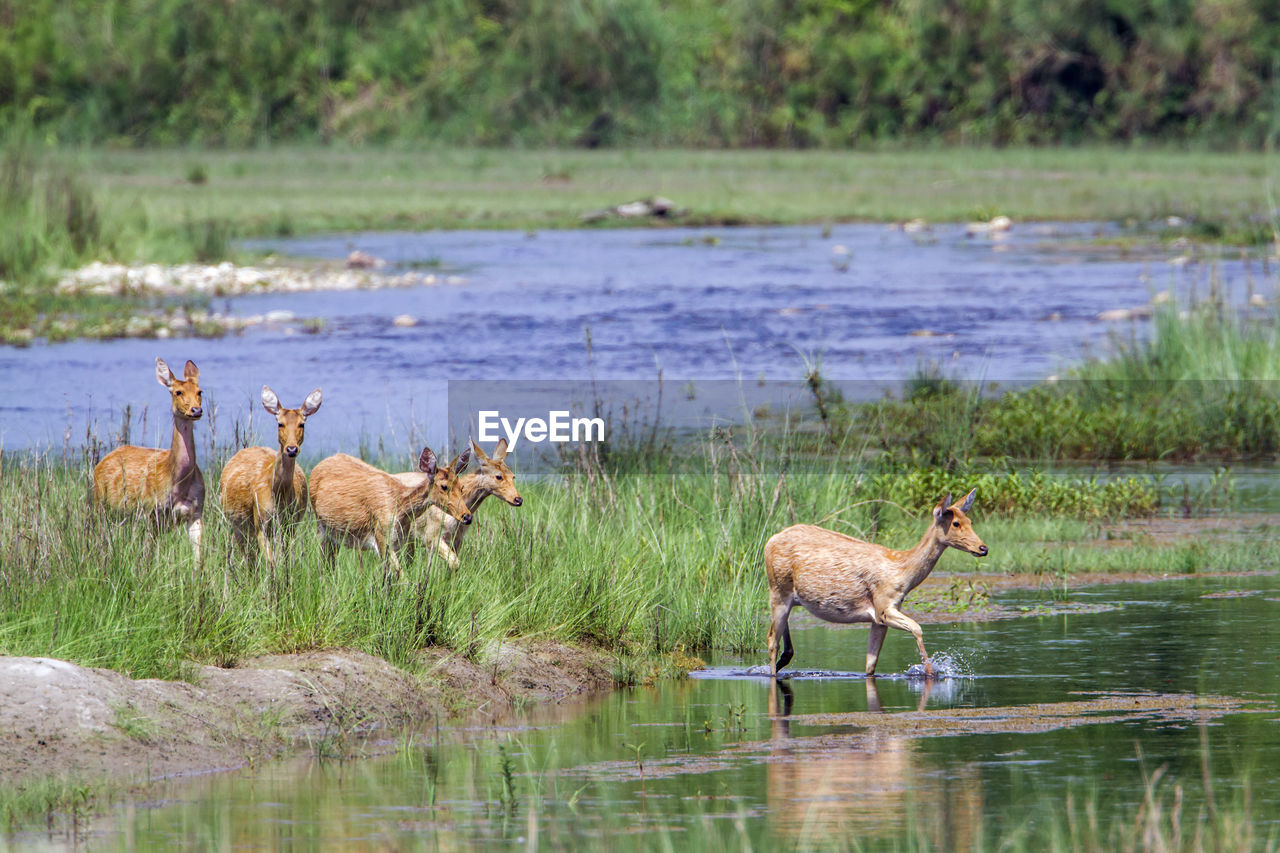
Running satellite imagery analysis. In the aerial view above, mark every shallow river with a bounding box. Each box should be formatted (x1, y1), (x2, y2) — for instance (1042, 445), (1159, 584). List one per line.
(0, 222), (1262, 453)
(52, 577), (1280, 849)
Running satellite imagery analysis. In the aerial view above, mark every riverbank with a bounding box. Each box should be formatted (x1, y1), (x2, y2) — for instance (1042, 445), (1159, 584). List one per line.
(3, 145), (1276, 346)
(66, 146), (1280, 242)
(1, 561), (1268, 834)
(0, 642), (617, 792)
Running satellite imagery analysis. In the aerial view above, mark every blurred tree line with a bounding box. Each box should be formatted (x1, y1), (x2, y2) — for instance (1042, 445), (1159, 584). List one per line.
(1, 0), (1276, 147)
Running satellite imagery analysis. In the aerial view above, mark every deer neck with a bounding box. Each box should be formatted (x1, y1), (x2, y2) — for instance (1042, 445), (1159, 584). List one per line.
(402, 476), (441, 517)
(460, 474), (491, 513)
(272, 447), (297, 496)
(898, 524), (948, 591)
(168, 414), (199, 487)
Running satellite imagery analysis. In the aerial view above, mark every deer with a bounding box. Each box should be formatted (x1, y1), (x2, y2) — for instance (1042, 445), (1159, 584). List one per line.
(391, 438), (522, 568)
(92, 358), (206, 568)
(764, 489), (987, 678)
(308, 446), (472, 580)
(219, 385), (323, 568)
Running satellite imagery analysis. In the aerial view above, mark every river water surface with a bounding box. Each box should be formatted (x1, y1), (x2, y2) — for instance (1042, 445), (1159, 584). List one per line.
(51, 577), (1280, 850)
(0, 222), (1263, 453)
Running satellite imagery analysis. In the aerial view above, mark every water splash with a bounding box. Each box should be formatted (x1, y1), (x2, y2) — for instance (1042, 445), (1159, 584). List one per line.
(905, 650), (977, 679)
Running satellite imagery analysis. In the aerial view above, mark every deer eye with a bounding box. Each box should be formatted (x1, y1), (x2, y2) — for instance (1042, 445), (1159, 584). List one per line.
(952, 520), (960, 527)
(496, 474), (504, 480)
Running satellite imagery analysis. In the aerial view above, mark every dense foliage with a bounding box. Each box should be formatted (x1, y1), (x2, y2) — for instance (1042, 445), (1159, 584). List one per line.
(3, 0), (1276, 146)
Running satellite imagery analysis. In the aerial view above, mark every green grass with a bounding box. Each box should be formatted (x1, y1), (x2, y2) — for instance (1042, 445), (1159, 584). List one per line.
(838, 290), (1280, 464)
(65, 145), (1280, 241)
(0, 434), (1264, 683)
(3, 143), (1277, 344)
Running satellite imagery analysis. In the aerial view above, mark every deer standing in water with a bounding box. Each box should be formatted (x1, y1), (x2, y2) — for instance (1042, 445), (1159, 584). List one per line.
(308, 446), (472, 580)
(92, 358), (206, 568)
(392, 438), (522, 567)
(764, 490), (987, 677)
(219, 385), (323, 568)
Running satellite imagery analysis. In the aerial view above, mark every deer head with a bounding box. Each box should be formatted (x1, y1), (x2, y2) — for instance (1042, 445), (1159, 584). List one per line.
(418, 445), (473, 524)
(261, 386), (322, 458)
(156, 358), (203, 421)
(468, 437), (522, 506)
(933, 489), (988, 557)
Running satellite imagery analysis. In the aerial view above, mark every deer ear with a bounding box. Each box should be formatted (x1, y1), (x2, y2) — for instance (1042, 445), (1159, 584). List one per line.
(302, 388), (323, 416)
(183, 360), (199, 381)
(155, 358), (174, 389)
(452, 445), (471, 475)
(956, 488), (977, 513)
(494, 437), (509, 461)
(418, 447), (438, 477)
(933, 492), (952, 520)
(470, 438), (489, 463)
(261, 385), (282, 415)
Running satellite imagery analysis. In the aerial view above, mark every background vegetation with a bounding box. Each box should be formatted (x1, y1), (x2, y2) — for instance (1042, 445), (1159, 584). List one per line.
(840, 296), (1280, 465)
(3, 0), (1278, 148)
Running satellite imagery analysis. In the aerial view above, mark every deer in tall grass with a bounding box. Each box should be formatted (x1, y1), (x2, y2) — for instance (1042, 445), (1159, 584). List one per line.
(219, 385), (323, 568)
(764, 490), (987, 678)
(308, 446), (472, 580)
(92, 358), (206, 568)
(391, 438), (522, 567)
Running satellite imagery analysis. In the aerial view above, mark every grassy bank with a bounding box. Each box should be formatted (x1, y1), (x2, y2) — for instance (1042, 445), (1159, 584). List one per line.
(61, 145), (1280, 240)
(0, 435), (1263, 683)
(833, 294), (1280, 464)
(3, 142), (1275, 344)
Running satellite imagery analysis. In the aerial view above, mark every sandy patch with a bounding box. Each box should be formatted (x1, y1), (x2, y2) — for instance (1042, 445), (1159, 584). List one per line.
(0, 642), (614, 790)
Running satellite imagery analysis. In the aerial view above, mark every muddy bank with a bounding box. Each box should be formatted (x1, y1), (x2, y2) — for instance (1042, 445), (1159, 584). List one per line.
(0, 642), (613, 791)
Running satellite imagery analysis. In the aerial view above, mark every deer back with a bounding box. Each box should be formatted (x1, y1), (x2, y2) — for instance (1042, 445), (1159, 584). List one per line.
(309, 453), (403, 539)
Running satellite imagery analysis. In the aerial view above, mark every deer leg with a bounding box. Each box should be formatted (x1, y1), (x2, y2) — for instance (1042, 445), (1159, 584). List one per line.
(864, 675), (884, 713)
(187, 518), (203, 570)
(436, 538), (459, 569)
(319, 527), (337, 573)
(883, 606), (932, 676)
(257, 524), (274, 571)
(767, 592), (795, 676)
(866, 622), (888, 676)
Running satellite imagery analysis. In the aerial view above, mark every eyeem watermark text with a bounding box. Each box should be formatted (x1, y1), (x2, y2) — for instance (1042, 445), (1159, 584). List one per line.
(477, 411), (605, 451)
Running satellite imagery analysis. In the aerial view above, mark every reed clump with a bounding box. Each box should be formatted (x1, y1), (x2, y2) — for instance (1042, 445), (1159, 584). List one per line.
(848, 296), (1280, 464)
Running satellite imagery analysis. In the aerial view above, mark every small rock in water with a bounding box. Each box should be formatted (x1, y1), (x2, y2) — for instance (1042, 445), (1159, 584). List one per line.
(744, 664), (773, 676)
(392, 314), (417, 328)
(346, 250), (386, 270)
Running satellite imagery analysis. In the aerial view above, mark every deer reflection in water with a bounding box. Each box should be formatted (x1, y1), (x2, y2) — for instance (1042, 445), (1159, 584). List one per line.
(765, 677), (984, 849)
